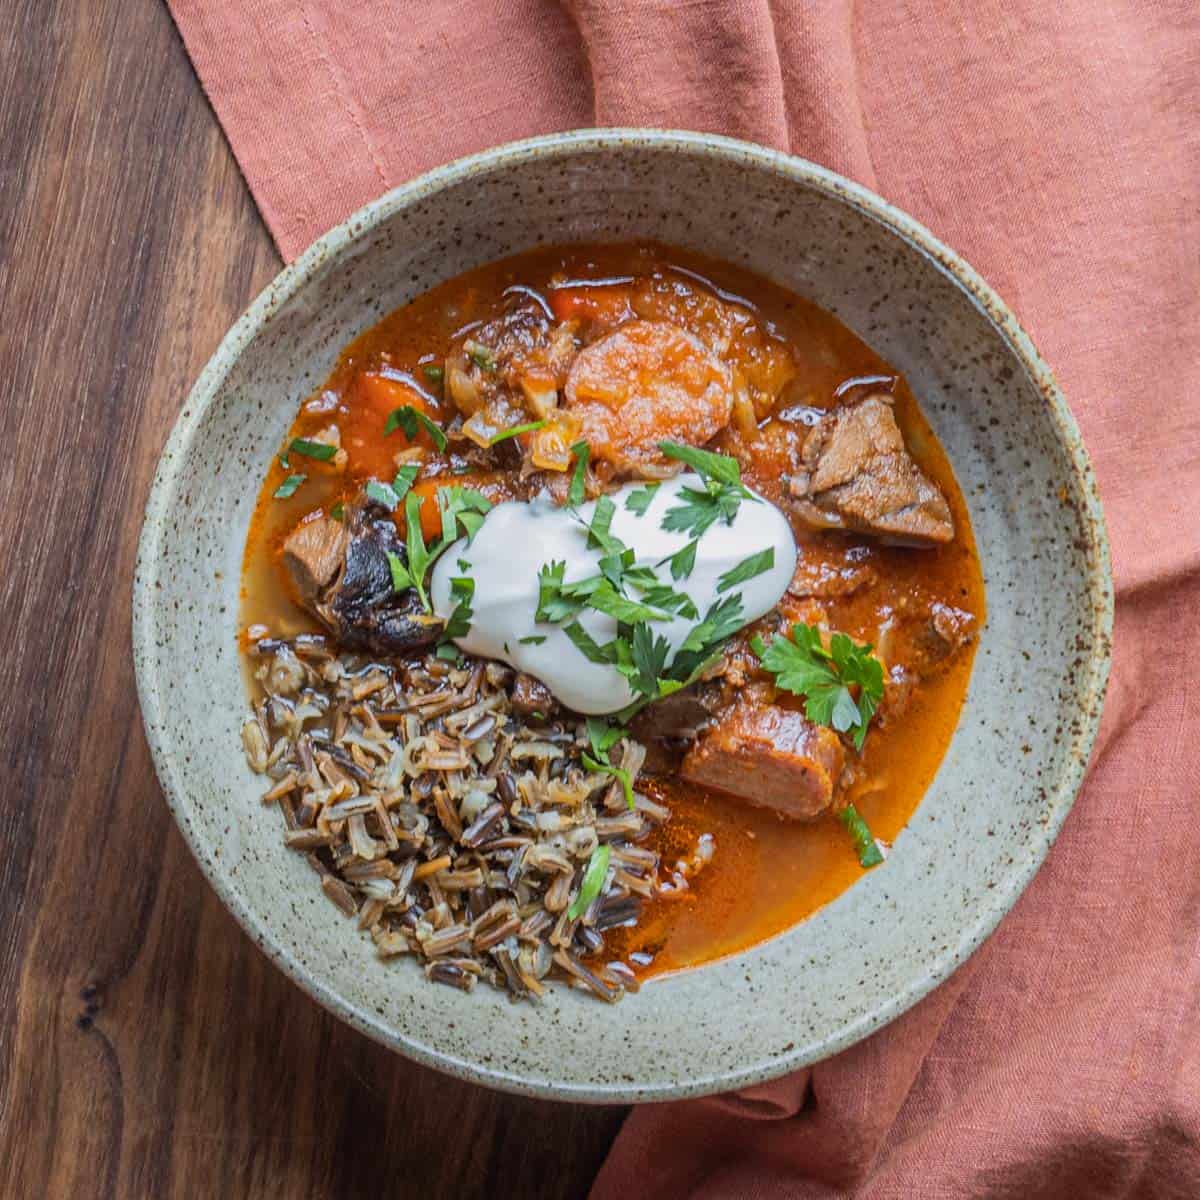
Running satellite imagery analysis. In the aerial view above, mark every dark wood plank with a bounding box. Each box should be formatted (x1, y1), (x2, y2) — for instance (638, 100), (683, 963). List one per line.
(0, 2), (625, 1195)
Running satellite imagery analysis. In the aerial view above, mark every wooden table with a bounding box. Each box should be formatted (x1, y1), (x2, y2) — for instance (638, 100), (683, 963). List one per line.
(0, 4), (625, 1194)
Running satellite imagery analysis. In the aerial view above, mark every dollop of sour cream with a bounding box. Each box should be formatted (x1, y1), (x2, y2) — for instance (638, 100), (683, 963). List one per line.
(430, 473), (796, 714)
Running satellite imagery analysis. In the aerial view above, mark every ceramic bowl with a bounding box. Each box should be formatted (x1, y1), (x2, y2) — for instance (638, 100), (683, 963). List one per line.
(133, 130), (1111, 1102)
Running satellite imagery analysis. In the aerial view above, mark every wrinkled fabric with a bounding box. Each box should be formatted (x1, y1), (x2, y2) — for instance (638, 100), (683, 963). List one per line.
(167, 1), (1200, 1194)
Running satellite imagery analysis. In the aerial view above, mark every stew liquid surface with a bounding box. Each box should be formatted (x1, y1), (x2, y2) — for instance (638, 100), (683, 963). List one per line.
(241, 243), (984, 979)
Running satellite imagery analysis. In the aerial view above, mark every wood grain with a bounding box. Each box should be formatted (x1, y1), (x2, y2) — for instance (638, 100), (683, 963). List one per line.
(0, 2), (625, 1195)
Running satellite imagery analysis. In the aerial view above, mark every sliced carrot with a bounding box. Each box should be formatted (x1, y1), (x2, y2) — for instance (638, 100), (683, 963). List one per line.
(549, 285), (635, 328)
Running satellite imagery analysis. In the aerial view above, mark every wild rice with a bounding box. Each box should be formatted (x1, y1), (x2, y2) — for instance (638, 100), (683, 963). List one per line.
(241, 638), (715, 1001)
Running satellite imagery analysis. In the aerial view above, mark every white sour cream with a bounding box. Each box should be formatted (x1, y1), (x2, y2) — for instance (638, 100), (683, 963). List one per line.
(430, 473), (796, 714)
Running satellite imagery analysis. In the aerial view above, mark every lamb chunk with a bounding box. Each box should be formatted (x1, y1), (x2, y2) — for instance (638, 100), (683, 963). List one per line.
(786, 554), (877, 600)
(282, 502), (442, 656)
(282, 517), (348, 606)
(788, 393), (954, 546)
(914, 602), (976, 673)
(680, 701), (845, 820)
(509, 672), (557, 718)
(632, 684), (721, 744)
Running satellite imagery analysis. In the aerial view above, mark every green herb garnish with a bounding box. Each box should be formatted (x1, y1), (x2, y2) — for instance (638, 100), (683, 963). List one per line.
(421, 363), (444, 383)
(489, 419), (547, 445)
(562, 620), (613, 664)
(435, 643), (463, 663)
(657, 441), (755, 538)
(752, 622), (885, 750)
(624, 483), (661, 516)
(402, 491), (432, 610)
(393, 463), (420, 499)
(384, 405), (448, 452)
(464, 340), (497, 372)
(567, 844), (611, 920)
(442, 575), (475, 641)
(838, 804), (885, 868)
(717, 547), (775, 593)
(288, 438), (337, 462)
(273, 473), (306, 499)
(330, 501), (345, 521)
(385, 550), (413, 593)
(582, 718), (635, 810)
(659, 538), (699, 581)
(518, 634), (547, 646)
(365, 479), (401, 510)
(568, 440), (590, 506)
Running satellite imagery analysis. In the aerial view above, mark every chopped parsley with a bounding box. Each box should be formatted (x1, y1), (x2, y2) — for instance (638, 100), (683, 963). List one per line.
(384, 405), (448, 452)
(568, 440), (590, 506)
(659, 538), (698, 581)
(288, 437), (337, 462)
(518, 634), (547, 646)
(464, 340), (497, 372)
(385, 549), (413, 593)
(838, 804), (885, 868)
(273, 473), (306, 499)
(393, 463), (420, 499)
(624, 483), (660, 516)
(421, 363), (444, 383)
(441, 575), (475, 642)
(717, 546), (775, 593)
(582, 719), (635, 810)
(752, 622), (885, 750)
(658, 441), (755, 538)
(396, 486), (493, 613)
(330, 500), (345, 521)
(567, 844), (611, 920)
(489, 419), (547, 445)
(364, 478), (401, 510)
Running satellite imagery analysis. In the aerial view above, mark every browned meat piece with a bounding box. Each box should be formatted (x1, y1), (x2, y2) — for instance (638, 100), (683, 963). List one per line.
(680, 701), (845, 820)
(788, 393), (954, 545)
(282, 501), (442, 656)
(786, 554), (877, 600)
(509, 672), (557, 718)
(914, 602), (976, 672)
(282, 517), (349, 606)
(632, 684), (721, 745)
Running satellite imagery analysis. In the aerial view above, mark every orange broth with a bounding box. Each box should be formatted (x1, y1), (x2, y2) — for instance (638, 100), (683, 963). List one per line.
(240, 243), (984, 978)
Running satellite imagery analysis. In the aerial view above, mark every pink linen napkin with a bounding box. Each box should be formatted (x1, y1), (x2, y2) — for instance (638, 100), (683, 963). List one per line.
(168, 1), (1200, 1193)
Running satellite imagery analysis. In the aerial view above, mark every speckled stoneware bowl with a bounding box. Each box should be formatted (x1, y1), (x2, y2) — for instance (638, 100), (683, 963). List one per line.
(134, 130), (1111, 1102)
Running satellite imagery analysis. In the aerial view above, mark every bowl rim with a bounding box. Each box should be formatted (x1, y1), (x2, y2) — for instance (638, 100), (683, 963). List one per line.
(133, 127), (1113, 1103)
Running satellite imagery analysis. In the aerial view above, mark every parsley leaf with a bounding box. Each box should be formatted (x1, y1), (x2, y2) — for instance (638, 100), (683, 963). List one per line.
(752, 622), (885, 750)
(273, 473), (306, 499)
(582, 718), (635, 810)
(385, 550), (413, 593)
(441, 575), (475, 642)
(330, 501), (345, 521)
(585, 580), (670, 625)
(536, 561), (583, 623)
(659, 538), (699, 581)
(586, 495), (618, 552)
(628, 622), (670, 696)
(384, 405), (448, 451)
(288, 438), (337, 462)
(518, 634), (547, 645)
(562, 620), (615, 664)
(402, 491), (432, 611)
(392, 463), (420, 499)
(568, 440), (590, 506)
(489, 419), (547, 445)
(567, 844), (611, 919)
(624, 483), (661, 516)
(421, 363), (444, 383)
(658, 441), (744, 486)
(717, 546), (775, 593)
(838, 803), (885, 868)
(365, 478), (401, 510)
